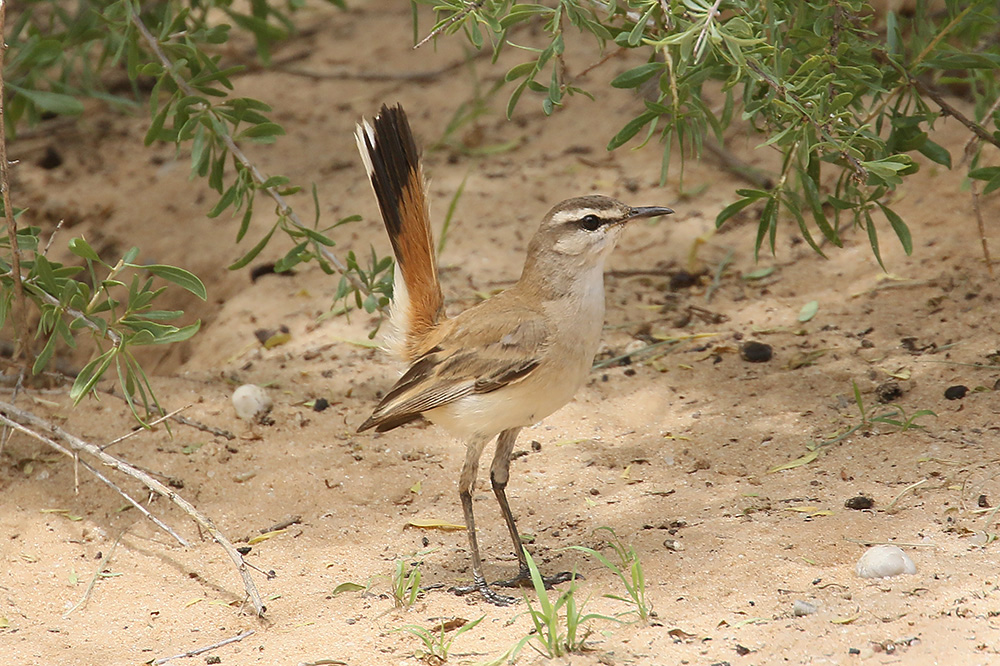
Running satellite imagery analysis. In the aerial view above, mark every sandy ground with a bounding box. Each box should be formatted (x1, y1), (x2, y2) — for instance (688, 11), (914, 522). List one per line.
(3, 1), (1000, 664)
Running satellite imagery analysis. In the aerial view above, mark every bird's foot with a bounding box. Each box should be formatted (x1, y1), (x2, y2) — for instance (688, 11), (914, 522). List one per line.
(495, 567), (579, 590)
(449, 577), (518, 607)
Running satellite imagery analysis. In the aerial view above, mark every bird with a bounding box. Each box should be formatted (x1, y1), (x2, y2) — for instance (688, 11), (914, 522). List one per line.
(355, 103), (673, 605)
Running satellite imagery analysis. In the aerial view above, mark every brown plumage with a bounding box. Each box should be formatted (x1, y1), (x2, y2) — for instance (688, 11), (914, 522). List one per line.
(355, 104), (443, 361)
(355, 103), (673, 605)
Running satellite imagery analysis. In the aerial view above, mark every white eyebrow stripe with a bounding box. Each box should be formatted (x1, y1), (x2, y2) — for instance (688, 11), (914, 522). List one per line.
(550, 208), (612, 224)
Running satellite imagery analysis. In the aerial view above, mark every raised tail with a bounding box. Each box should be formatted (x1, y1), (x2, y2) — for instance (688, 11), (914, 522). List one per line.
(356, 104), (444, 362)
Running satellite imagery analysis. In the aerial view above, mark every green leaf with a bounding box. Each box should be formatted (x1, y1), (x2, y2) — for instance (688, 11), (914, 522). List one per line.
(864, 209), (885, 271)
(208, 185), (238, 218)
(68, 238), (101, 262)
(876, 203), (912, 255)
(235, 122), (285, 142)
(742, 266), (775, 280)
(332, 582), (366, 596)
(917, 139), (951, 168)
(229, 223), (277, 270)
(32, 333), (60, 375)
(610, 63), (662, 89)
(607, 111), (657, 150)
(798, 300), (819, 322)
(10, 86), (84, 116)
(715, 196), (757, 228)
(138, 265), (208, 300)
(71, 349), (116, 404)
(505, 61), (536, 82)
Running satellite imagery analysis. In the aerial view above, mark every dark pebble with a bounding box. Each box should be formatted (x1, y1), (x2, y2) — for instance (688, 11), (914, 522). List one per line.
(237, 546), (252, 555)
(979, 494), (990, 508)
(206, 657), (221, 665)
(993, 378), (1000, 391)
(624, 368), (637, 377)
(531, 440), (542, 452)
(38, 146), (63, 170)
(944, 385), (968, 400)
(844, 495), (874, 510)
(740, 341), (773, 363)
(669, 270), (698, 290)
(312, 398), (330, 412)
(875, 382), (903, 404)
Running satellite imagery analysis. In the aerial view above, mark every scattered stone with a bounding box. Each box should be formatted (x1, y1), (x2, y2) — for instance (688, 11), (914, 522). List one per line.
(669, 270), (698, 291)
(312, 397), (330, 412)
(232, 384), (273, 421)
(875, 382), (903, 404)
(740, 341), (773, 363)
(792, 600), (818, 616)
(855, 545), (916, 579)
(979, 494), (990, 508)
(944, 385), (968, 400)
(663, 538), (684, 552)
(844, 495), (874, 510)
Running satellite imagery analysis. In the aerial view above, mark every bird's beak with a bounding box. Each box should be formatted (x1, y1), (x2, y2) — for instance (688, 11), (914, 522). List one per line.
(627, 206), (674, 220)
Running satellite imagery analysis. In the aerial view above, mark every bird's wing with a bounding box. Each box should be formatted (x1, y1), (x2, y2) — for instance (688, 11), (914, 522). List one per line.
(357, 300), (550, 433)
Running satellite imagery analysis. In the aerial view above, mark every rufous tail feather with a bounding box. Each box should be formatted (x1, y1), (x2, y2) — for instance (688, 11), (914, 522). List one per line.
(355, 104), (444, 361)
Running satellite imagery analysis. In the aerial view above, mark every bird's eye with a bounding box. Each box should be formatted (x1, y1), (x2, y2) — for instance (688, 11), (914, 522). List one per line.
(579, 214), (601, 231)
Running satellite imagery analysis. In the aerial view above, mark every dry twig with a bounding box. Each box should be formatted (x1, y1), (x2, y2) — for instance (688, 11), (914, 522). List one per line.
(152, 629), (255, 665)
(0, 399), (266, 616)
(64, 531), (124, 618)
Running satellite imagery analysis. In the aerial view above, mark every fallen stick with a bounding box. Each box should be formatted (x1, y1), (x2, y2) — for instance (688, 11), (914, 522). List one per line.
(152, 629), (255, 665)
(64, 532), (124, 618)
(0, 400), (265, 616)
(0, 412), (188, 546)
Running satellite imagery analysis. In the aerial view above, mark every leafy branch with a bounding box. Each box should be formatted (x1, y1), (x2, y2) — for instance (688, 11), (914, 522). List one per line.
(417, 0), (999, 269)
(2, 0), (395, 416)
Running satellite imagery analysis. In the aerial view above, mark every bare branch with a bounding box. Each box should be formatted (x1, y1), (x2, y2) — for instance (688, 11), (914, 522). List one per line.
(0, 400), (265, 616)
(0, 409), (189, 545)
(152, 630), (255, 665)
(64, 532), (124, 618)
(910, 77), (1000, 152)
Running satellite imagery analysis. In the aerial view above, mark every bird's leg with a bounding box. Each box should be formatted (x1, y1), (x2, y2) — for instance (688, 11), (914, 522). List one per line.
(490, 428), (575, 590)
(448, 434), (517, 606)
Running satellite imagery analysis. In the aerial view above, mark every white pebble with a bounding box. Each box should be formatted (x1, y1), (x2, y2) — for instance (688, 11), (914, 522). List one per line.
(232, 384), (273, 421)
(855, 545), (916, 579)
(793, 600), (818, 616)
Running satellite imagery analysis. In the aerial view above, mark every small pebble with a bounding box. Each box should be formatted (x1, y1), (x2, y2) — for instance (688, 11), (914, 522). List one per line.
(669, 270), (698, 290)
(232, 384), (273, 421)
(844, 495), (874, 510)
(740, 341), (773, 363)
(875, 382), (902, 404)
(855, 545), (916, 579)
(312, 397), (330, 412)
(944, 385), (968, 400)
(663, 538), (684, 552)
(792, 600), (818, 616)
